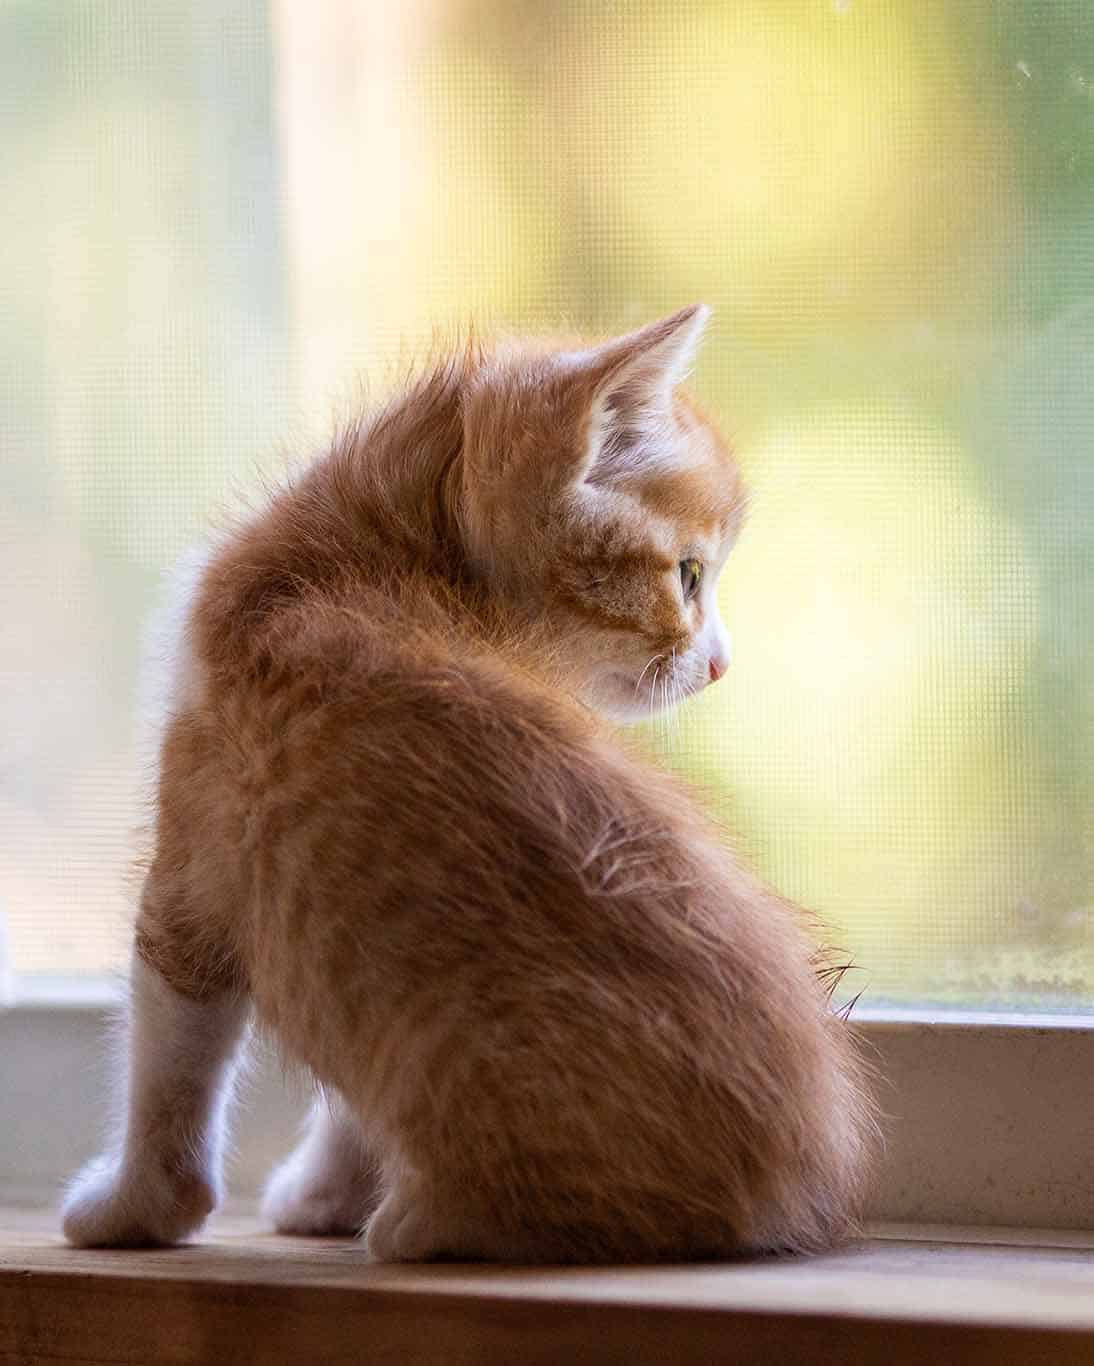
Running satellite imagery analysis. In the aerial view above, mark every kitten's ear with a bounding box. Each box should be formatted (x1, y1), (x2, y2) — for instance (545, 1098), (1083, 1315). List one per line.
(581, 304), (710, 404)
(559, 305), (710, 485)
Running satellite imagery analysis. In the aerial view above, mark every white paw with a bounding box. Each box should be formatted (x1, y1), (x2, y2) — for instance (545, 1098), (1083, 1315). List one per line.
(261, 1151), (375, 1237)
(61, 1152), (216, 1248)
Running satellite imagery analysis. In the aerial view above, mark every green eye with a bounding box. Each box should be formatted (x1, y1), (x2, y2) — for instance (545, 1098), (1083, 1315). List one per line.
(679, 558), (703, 602)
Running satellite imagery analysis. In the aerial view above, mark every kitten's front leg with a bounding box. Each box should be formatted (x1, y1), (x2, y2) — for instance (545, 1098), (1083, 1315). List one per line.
(62, 951), (249, 1247)
(262, 1092), (380, 1236)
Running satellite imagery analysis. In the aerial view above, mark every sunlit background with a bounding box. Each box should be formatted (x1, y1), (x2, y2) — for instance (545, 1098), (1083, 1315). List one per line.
(2, 0), (1091, 1008)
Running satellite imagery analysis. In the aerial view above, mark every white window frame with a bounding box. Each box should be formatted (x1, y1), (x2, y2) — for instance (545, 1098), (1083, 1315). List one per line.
(3, 975), (1091, 1230)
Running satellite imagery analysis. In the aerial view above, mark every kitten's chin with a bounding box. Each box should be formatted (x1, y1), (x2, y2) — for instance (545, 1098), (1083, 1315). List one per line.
(582, 671), (684, 725)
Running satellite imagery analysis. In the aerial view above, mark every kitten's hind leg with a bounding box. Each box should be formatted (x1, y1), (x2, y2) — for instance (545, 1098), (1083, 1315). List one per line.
(62, 950), (249, 1247)
(262, 1092), (380, 1236)
(364, 1175), (492, 1263)
(364, 1178), (444, 1262)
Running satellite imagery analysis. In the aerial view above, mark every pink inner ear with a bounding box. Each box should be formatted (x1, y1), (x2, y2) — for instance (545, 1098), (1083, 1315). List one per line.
(592, 304), (711, 403)
(566, 305), (711, 487)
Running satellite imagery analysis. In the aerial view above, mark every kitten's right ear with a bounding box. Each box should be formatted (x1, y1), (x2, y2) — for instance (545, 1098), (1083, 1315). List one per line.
(556, 305), (710, 486)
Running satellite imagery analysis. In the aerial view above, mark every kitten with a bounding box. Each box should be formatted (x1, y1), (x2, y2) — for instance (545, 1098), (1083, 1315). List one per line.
(62, 306), (874, 1262)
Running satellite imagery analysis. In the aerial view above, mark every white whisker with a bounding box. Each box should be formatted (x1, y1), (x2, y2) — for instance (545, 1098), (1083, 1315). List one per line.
(634, 652), (664, 699)
(659, 646), (682, 735)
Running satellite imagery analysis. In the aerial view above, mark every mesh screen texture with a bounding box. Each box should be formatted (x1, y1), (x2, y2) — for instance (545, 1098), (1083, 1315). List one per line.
(3, 0), (1091, 1008)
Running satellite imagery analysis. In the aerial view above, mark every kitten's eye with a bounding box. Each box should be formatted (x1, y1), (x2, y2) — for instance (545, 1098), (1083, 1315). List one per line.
(679, 558), (703, 602)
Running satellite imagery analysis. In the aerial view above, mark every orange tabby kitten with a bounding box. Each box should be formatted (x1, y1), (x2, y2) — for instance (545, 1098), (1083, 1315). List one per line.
(62, 307), (874, 1261)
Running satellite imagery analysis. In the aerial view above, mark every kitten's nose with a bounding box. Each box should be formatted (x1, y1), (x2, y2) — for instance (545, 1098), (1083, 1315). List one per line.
(708, 636), (731, 683)
(707, 629), (732, 684)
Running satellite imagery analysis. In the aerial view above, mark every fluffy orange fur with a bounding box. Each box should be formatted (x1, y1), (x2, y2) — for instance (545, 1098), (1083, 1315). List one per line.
(67, 308), (875, 1261)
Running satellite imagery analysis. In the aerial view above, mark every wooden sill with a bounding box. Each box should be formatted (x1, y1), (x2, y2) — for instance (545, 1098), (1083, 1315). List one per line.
(2, 1211), (1093, 1364)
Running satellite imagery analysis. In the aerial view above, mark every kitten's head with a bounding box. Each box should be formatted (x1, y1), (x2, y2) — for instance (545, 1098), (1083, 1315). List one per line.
(461, 306), (745, 722)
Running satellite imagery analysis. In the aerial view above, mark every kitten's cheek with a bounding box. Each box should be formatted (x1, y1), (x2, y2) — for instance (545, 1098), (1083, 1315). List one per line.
(580, 670), (643, 723)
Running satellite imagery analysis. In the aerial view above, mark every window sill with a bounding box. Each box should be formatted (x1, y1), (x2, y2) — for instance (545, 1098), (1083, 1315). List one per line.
(3, 997), (1093, 1228)
(2, 1210), (1093, 1364)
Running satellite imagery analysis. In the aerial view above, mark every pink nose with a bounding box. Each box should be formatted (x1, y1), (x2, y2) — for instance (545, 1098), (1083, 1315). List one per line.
(709, 657), (725, 683)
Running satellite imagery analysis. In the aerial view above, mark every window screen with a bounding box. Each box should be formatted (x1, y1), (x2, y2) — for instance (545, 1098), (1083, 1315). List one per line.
(3, 0), (1091, 1009)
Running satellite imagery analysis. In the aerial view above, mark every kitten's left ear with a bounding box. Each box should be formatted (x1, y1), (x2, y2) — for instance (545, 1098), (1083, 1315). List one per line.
(559, 304), (710, 485)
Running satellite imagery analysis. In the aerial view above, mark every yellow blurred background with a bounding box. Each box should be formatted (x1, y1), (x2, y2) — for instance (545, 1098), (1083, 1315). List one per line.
(2, 0), (1091, 1007)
